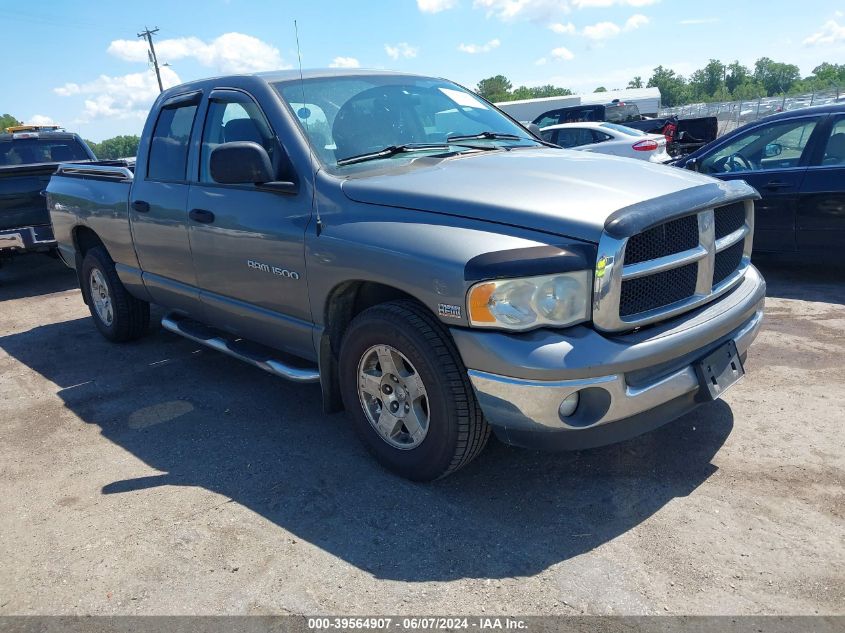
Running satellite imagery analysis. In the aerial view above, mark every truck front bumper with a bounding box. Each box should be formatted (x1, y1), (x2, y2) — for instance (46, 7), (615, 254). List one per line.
(0, 224), (56, 255)
(450, 265), (766, 450)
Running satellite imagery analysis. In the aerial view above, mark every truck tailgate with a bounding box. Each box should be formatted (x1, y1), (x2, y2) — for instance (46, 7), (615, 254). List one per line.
(0, 164), (57, 230)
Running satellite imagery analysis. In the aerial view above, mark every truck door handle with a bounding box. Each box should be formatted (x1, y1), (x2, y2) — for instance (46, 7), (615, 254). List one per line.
(764, 181), (791, 190)
(132, 200), (150, 213)
(189, 209), (215, 224)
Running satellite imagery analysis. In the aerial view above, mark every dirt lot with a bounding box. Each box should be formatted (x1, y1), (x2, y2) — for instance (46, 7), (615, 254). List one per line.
(0, 255), (842, 616)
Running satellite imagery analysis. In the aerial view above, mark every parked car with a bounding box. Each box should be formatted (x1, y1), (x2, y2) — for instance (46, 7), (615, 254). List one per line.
(674, 104), (845, 258)
(532, 102), (718, 157)
(47, 69), (765, 481)
(0, 125), (96, 263)
(540, 122), (671, 163)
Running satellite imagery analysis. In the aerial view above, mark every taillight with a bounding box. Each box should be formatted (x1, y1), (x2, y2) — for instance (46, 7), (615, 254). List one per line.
(632, 140), (658, 152)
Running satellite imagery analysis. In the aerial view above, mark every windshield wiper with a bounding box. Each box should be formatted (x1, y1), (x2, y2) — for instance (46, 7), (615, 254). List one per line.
(336, 143), (450, 166)
(447, 131), (526, 142)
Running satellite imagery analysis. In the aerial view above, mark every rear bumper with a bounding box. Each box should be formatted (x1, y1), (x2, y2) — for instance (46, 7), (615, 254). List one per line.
(453, 265), (766, 450)
(0, 224), (56, 255)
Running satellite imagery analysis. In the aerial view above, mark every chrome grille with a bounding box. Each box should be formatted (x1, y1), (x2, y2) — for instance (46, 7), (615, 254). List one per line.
(624, 215), (699, 264)
(619, 262), (698, 317)
(715, 202), (746, 239)
(593, 199), (754, 332)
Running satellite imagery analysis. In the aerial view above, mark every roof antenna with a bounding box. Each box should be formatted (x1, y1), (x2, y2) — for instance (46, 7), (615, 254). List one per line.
(295, 19), (322, 236)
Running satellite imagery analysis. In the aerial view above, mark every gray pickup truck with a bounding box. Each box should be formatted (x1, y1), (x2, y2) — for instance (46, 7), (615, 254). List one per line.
(47, 70), (766, 480)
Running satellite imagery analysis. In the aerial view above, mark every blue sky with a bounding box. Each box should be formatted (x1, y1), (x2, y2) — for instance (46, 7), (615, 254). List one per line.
(4, 0), (844, 141)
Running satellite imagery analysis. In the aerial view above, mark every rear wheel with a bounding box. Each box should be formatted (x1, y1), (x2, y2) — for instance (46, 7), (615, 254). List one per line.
(81, 246), (150, 342)
(339, 300), (489, 481)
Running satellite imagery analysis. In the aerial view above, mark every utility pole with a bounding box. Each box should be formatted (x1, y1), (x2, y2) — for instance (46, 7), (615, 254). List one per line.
(137, 26), (163, 93)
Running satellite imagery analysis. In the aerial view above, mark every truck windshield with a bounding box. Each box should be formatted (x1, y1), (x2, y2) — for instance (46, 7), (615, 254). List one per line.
(273, 75), (537, 170)
(0, 137), (90, 166)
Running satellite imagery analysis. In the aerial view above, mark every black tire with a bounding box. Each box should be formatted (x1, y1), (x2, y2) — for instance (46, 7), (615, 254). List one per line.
(339, 300), (489, 481)
(80, 246), (150, 342)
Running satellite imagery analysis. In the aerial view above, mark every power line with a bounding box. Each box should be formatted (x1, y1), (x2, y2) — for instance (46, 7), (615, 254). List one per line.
(137, 26), (164, 93)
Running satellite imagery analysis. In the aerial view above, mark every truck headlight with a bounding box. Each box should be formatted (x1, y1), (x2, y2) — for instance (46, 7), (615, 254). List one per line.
(467, 271), (592, 331)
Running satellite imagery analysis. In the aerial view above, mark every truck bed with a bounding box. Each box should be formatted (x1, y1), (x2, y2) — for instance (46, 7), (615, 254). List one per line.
(46, 161), (136, 267)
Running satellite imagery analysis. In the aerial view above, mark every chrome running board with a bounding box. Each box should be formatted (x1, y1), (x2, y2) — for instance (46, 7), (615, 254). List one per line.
(161, 312), (320, 383)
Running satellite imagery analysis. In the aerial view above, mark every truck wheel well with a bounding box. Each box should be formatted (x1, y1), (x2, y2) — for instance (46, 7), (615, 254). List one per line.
(73, 226), (105, 258)
(319, 281), (423, 414)
(325, 281), (419, 357)
(71, 227), (108, 304)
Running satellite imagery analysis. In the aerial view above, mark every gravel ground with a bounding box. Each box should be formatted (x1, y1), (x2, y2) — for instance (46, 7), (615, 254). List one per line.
(0, 254), (842, 616)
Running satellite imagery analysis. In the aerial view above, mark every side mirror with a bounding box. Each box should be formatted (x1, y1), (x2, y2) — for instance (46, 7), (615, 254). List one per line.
(210, 141), (297, 194)
(763, 143), (783, 158)
(210, 141), (274, 184)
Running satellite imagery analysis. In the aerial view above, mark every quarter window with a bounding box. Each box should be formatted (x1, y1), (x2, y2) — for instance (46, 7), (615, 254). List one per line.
(147, 101), (198, 181)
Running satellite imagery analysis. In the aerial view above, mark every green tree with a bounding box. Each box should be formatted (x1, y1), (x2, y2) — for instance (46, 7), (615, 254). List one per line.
(725, 61), (751, 94)
(689, 59), (726, 100)
(731, 80), (766, 101)
(807, 62), (845, 89)
(0, 113), (22, 131)
(85, 135), (141, 160)
(753, 57), (800, 96)
(511, 84), (573, 100)
(647, 66), (689, 107)
(627, 76), (643, 89)
(476, 75), (513, 102)
(594, 86), (607, 93)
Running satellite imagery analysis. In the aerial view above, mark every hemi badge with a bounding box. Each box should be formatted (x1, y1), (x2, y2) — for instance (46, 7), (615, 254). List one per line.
(438, 304), (462, 319)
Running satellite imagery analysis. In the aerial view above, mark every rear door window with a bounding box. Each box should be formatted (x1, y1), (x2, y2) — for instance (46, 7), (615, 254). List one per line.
(819, 117), (845, 166)
(556, 128), (595, 148)
(147, 101), (199, 181)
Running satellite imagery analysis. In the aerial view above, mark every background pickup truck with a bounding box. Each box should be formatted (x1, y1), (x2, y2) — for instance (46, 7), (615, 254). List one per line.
(0, 126), (95, 262)
(47, 69), (765, 481)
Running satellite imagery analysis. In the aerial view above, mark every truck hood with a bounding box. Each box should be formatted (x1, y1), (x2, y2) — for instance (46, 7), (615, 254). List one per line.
(340, 148), (718, 243)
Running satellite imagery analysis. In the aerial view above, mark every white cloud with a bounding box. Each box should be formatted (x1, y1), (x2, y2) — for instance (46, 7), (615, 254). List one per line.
(535, 57), (548, 65)
(54, 66), (182, 122)
(624, 13), (649, 30)
(385, 42), (419, 60)
(54, 83), (81, 97)
(472, 0), (572, 22)
(582, 21), (621, 39)
(27, 114), (58, 126)
(803, 18), (845, 46)
(417, 0), (458, 12)
(458, 38), (501, 53)
(548, 21), (576, 33)
(679, 18), (719, 25)
(573, 0), (657, 7)
(550, 46), (575, 60)
(580, 14), (647, 39)
(107, 32), (288, 73)
(329, 56), (361, 68)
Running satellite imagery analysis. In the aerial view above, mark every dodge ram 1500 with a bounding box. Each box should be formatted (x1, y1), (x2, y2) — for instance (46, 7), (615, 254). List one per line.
(47, 70), (765, 480)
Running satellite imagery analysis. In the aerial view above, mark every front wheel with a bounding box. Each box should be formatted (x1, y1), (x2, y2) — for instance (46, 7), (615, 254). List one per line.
(81, 246), (150, 342)
(339, 300), (489, 481)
